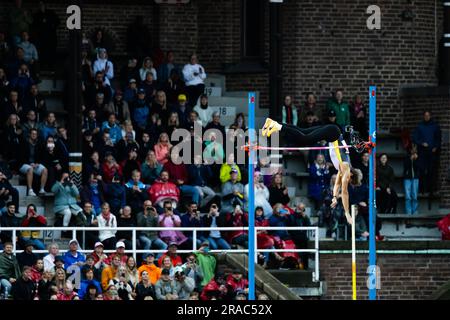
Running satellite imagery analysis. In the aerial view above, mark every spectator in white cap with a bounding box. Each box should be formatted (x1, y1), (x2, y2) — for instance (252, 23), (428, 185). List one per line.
(173, 266), (195, 300)
(91, 241), (108, 271)
(105, 241), (128, 266)
(97, 202), (118, 250)
(63, 239), (86, 270)
(124, 78), (138, 103)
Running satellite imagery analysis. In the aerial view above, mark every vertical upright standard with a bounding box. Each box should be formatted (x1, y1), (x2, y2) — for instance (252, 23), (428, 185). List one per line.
(351, 204), (357, 300)
(368, 86), (377, 300)
(248, 92), (256, 300)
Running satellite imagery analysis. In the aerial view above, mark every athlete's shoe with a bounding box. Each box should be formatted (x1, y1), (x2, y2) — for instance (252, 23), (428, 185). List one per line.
(261, 118), (282, 137)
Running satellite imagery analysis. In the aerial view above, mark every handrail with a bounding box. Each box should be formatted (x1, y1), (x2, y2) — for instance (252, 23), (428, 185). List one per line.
(1, 226), (320, 282)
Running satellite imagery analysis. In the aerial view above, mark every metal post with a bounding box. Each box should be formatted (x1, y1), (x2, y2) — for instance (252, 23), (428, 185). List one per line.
(12, 230), (16, 253)
(132, 229), (137, 261)
(351, 204), (357, 300)
(248, 92), (256, 300)
(369, 86), (377, 300)
(315, 227), (319, 282)
(72, 229), (76, 241)
(193, 229), (197, 251)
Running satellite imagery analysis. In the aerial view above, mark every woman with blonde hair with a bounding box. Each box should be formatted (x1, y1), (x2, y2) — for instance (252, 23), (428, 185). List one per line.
(125, 256), (139, 289)
(154, 133), (172, 165)
(141, 150), (163, 184)
(121, 120), (136, 141)
(166, 112), (180, 139)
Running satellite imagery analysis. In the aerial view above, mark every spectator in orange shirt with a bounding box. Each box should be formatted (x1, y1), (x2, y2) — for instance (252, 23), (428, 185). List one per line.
(137, 253), (161, 285)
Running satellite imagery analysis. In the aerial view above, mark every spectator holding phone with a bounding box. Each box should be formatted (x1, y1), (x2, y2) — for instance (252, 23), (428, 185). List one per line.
(182, 53), (207, 108)
(202, 203), (230, 250)
(137, 200), (168, 259)
(52, 173), (82, 227)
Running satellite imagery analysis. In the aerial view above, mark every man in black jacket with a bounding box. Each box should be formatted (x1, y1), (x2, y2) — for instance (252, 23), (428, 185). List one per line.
(11, 266), (35, 300)
(19, 128), (48, 196)
(288, 203), (311, 269)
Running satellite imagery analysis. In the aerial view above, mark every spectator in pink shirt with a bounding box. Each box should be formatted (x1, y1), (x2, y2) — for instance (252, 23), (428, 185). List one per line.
(158, 200), (188, 246)
(154, 133), (172, 165)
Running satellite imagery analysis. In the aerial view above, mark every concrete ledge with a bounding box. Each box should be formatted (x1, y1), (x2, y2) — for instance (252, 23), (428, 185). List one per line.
(431, 281), (450, 300)
(215, 253), (301, 300)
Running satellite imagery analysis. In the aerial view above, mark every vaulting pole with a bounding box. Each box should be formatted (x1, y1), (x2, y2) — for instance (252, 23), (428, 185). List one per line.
(351, 204), (357, 300)
(248, 92), (256, 300)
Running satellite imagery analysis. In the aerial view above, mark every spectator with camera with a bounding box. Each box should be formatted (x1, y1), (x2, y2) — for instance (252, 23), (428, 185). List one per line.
(52, 173), (82, 227)
(101, 113), (122, 145)
(245, 171), (272, 218)
(101, 153), (122, 184)
(173, 267), (195, 300)
(23, 84), (47, 122)
(182, 53), (207, 108)
(200, 272), (228, 301)
(181, 201), (204, 248)
(201, 203), (230, 250)
(224, 205), (248, 248)
(221, 169), (244, 214)
(182, 252), (204, 292)
(19, 204), (47, 250)
(137, 200), (168, 259)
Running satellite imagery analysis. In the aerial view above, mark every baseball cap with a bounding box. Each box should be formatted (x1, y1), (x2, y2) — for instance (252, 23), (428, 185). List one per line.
(161, 268), (171, 275)
(69, 239), (79, 246)
(168, 241), (178, 247)
(174, 266), (184, 275)
(200, 240), (210, 247)
(129, 78), (137, 84)
(178, 94), (187, 101)
(328, 109), (336, 117)
(94, 242), (104, 248)
(116, 241), (125, 249)
(138, 88), (146, 94)
(230, 167), (238, 174)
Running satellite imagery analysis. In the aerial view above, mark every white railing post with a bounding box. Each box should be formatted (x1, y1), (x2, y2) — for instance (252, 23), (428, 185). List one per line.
(254, 227), (258, 264)
(12, 229), (16, 253)
(132, 229), (137, 261)
(193, 229), (197, 251)
(72, 228), (76, 241)
(315, 227), (320, 282)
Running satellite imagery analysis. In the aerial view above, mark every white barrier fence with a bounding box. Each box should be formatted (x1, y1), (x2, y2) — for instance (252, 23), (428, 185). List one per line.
(0, 226), (320, 282)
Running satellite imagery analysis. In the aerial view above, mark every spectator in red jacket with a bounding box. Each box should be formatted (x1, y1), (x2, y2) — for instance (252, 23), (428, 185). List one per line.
(20, 204), (47, 250)
(148, 170), (180, 209)
(163, 150), (200, 205)
(226, 269), (248, 299)
(224, 205), (249, 248)
(101, 153), (123, 183)
(157, 242), (183, 268)
(104, 241), (128, 266)
(200, 272), (228, 301)
(30, 259), (44, 284)
(56, 281), (79, 300)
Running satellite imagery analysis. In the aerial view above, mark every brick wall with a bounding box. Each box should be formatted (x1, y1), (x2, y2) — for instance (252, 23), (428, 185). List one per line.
(321, 253), (450, 300)
(280, 0), (442, 130)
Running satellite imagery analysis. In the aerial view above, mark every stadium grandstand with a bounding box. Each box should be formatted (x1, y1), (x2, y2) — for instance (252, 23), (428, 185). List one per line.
(0, 0), (449, 301)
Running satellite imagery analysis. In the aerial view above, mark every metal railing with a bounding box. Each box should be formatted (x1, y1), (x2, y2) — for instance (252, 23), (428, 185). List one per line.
(0, 226), (320, 282)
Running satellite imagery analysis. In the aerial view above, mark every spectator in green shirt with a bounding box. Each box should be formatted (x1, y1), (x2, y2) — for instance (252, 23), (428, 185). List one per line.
(194, 241), (216, 289)
(326, 89), (350, 129)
